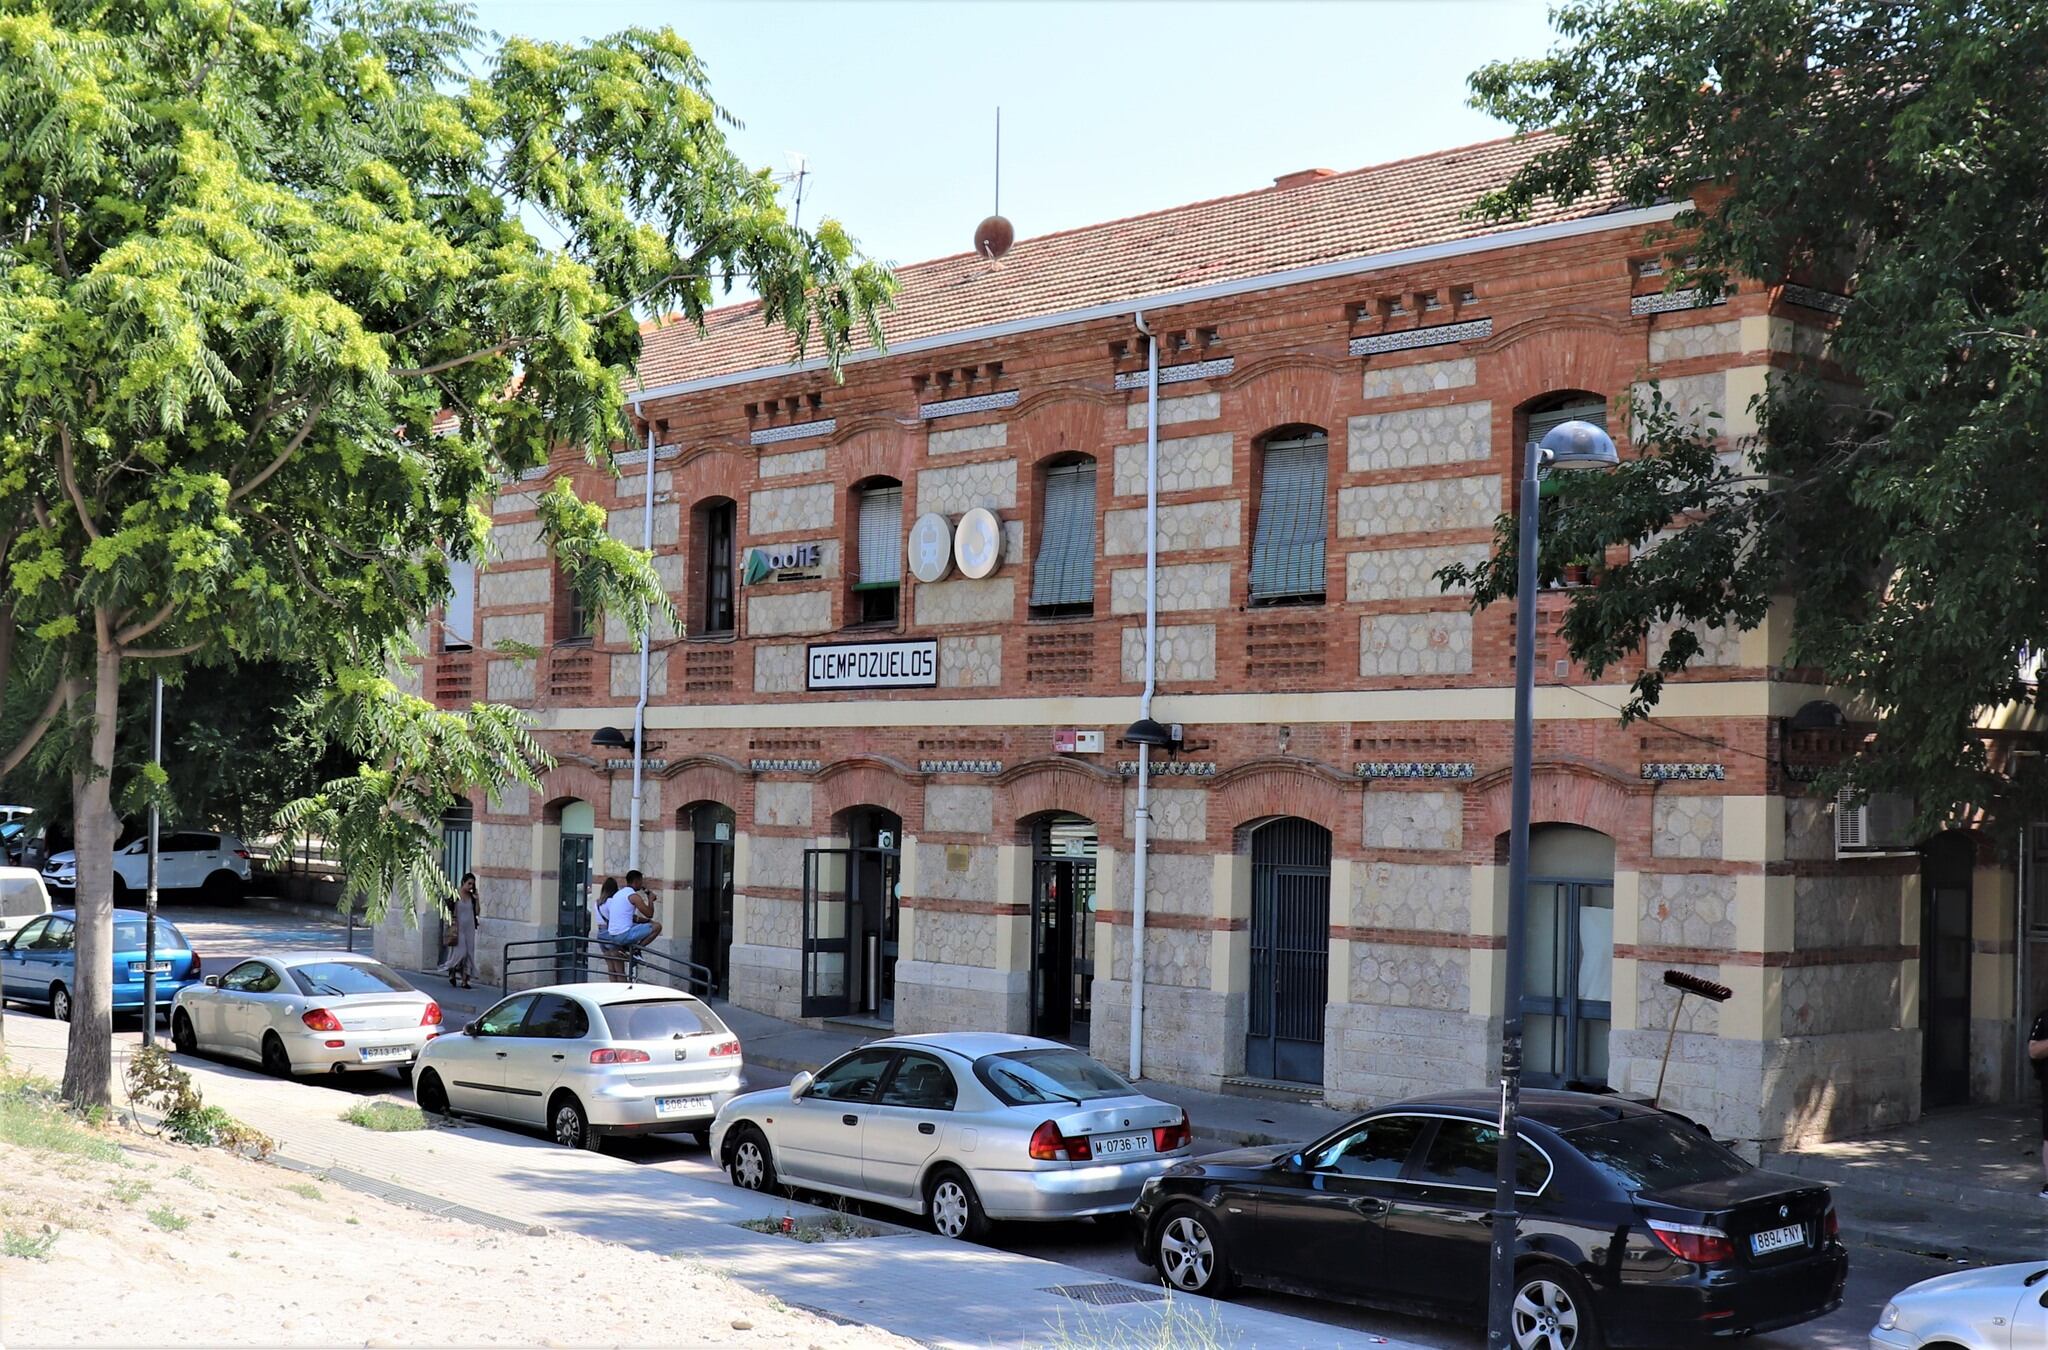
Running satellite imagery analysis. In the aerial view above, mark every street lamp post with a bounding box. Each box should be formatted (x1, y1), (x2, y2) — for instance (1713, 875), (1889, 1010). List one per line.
(1487, 419), (1618, 1350)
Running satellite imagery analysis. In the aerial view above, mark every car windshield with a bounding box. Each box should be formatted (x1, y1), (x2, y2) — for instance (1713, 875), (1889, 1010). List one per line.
(288, 961), (412, 997)
(601, 998), (726, 1040)
(112, 921), (188, 951)
(1566, 1114), (1751, 1192)
(975, 1048), (1135, 1106)
(0, 876), (44, 917)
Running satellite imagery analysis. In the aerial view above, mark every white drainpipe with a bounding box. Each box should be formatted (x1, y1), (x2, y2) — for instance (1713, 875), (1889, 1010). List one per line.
(627, 411), (655, 875)
(1129, 311), (1159, 1081)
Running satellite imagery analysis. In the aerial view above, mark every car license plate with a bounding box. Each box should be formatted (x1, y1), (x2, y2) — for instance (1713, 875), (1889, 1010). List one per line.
(655, 1095), (712, 1118)
(1750, 1222), (1805, 1255)
(358, 1045), (410, 1062)
(1091, 1131), (1154, 1158)
(128, 962), (171, 976)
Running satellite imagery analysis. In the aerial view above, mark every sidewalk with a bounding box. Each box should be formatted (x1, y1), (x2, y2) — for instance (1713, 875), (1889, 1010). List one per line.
(1766, 1105), (2048, 1265)
(2, 1013), (1412, 1349)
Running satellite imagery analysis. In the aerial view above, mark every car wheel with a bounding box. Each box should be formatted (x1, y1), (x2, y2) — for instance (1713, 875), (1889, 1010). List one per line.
(49, 984), (71, 1023)
(1153, 1203), (1234, 1297)
(170, 1010), (198, 1055)
(550, 1094), (601, 1151)
(1512, 1261), (1602, 1350)
(414, 1068), (450, 1115)
(201, 871), (242, 902)
(926, 1168), (991, 1243)
(728, 1128), (776, 1192)
(260, 1032), (294, 1077)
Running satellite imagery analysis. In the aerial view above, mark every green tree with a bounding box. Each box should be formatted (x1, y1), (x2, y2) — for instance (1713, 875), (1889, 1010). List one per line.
(1453, 0), (2048, 819)
(0, 0), (894, 1107)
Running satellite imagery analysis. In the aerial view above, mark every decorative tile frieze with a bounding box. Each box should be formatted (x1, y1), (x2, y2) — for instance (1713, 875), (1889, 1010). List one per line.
(1348, 318), (1492, 357)
(919, 759), (1003, 775)
(1117, 760), (1217, 778)
(918, 389), (1020, 420)
(1641, 762), (1726, 781)
(1783, 284), (1852, 316)
(1113, 357), (1236, 391)
(1356, 761), (1476, 780)
(749, 418), (837, 446)
(750, 758), (822, 774)
(1629, 289), (1723, 317)
(614, 444), (683, 468)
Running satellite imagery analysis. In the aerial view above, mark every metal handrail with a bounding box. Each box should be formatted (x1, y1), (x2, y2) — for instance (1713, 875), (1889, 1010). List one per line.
(499, 936), (714, 997)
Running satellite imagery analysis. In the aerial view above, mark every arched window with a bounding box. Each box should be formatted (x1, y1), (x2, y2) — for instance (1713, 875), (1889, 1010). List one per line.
(1248, 427), (1328, 606)
(1522, 391), (1608, 452)
(1029, 455), (1097, 618)
(853, 478), (902, 626)
(692, 497), (736, 636)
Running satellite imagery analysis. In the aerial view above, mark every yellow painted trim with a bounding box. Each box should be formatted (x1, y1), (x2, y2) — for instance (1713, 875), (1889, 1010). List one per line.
(1734, 874), (1792, 953)
(1327, 858), (1355, 1004)
(1612, 956), (1639, 1033)
(994, 843), (1030, 972)
(1717, 965), (1778, 1041)
(1725, 367), (1770, 441)
(1612, 870), (1642, 948)
(1211, 853), (1252, 998)
(1470, 863), (1508, 1017)
(1720, 796), (1780, 864)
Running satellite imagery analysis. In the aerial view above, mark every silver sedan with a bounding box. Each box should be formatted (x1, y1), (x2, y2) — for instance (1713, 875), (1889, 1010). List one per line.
(709, 1032), (1192, 1241)
(170, 951), (441, 1077)
(412, 982), (744, 1150)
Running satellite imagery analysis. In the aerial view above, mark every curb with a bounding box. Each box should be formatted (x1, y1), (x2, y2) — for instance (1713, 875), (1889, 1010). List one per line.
(1834, 1217), (2046, 1268)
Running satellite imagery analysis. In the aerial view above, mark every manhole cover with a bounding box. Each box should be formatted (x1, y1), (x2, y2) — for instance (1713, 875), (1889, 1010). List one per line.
(1040, 1283), (1166, 1307)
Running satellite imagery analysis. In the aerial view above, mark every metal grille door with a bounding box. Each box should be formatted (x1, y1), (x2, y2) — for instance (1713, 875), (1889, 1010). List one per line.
(1246, 818), (1332, 1084)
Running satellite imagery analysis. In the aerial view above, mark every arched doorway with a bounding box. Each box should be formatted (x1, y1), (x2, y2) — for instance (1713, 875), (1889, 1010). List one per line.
(1921, 831), (1975, 1109)
(553, 799), (595, 980)
(1523, 825), (1616, 1089)
(1246, 817), (1332, 1085)
(801, 806), (902, 1022)
(1029, 814), (1098, 1043)
(687, 802), (736, 996)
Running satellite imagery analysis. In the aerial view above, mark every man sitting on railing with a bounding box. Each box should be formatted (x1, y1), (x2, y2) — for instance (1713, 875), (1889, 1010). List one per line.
(598, 869), (662, 980)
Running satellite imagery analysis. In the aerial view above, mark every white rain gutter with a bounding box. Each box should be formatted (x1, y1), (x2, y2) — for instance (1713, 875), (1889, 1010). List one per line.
(625, 203), (1689, 403)
(1128, 310), (1159, 1082)
(625, 411), (655, 875)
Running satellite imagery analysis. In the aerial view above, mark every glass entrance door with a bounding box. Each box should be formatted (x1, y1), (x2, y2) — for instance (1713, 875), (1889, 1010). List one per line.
(555, 834), (593, 982)
(690, 804), (735, 996)
(1031, 817), (1098, 1043)
(801, 848), (851, 1018)
(1921, 834), (1974, 1109)
(1522, 878), (1614, 1088)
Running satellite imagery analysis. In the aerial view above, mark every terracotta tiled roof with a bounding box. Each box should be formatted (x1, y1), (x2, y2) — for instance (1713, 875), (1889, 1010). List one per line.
(635, 133), (1613, 391)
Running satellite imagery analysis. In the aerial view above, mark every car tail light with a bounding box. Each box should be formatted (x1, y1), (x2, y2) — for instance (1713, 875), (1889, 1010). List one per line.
(301, 1008), (344, 1032)
(1153, 1113), (1192, 1152)
(590, 1048), (651, 1065)
(708, 1039), (740, 1057)
(234, 849), (252, 860)
(420, 1002), (442, 1027)
(1824, 1208), (1839, 1240)
(190, 951), (201, 977)
(1648, 1220), (1735, 1265)
(1028, 1120), (1092, 1162)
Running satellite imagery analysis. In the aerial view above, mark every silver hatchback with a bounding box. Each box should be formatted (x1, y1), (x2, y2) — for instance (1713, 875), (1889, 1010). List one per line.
(709, 1032), (1191, 1240)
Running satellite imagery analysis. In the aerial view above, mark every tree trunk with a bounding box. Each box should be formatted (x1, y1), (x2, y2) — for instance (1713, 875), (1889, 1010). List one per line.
(61, 634), (120, 1109)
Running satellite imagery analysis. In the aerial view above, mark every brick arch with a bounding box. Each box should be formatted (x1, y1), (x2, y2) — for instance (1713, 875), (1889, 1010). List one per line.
(1470, 761), (1641, 848)
(837, 426), (919, 487)
(670, 445), (752, 505)
(538, 765), (607, 820)
(662, 756), (748, 824)
(998, 759), (1124, 846)
(1230, 362), (1345, 440)
(814, 757), (922, 832)
(1015, 396), (1116, 469)
(1212, 760), (1355, 846)
(1481, 319), (1631, 427)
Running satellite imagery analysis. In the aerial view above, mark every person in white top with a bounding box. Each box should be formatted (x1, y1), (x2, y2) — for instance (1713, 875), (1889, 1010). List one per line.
(598, 869), (660, 980)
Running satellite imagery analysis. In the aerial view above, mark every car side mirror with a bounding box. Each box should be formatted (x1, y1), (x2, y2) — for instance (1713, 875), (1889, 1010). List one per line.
(203, 975), (221, 988)
(788, 1071), (813, 1101)
(462, 1022), (479, 1037)
(1288, 1152), (1307, 1171)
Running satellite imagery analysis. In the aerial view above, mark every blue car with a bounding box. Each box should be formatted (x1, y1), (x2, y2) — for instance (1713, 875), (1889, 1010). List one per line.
(0, 908), (201, 1022)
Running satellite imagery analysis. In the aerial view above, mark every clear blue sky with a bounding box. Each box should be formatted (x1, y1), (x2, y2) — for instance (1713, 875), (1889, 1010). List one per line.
(481, 0), (1560, 282)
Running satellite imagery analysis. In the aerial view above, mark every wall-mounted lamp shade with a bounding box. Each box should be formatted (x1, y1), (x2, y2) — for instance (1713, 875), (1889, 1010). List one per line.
(1124, 717), (1175, 749)
(1538, 419), (1620, 470)
(591, 726), (632, 750)
(1788, 700), (1846, 732)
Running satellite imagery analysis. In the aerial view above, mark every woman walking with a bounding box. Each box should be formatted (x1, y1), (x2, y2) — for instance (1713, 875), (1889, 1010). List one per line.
(438, 872), (481, 989)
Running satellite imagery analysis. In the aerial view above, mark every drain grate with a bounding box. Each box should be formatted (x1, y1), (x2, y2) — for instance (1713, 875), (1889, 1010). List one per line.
(301, 1161), (535, 1234)
(1040, 1283), (1167, 1307)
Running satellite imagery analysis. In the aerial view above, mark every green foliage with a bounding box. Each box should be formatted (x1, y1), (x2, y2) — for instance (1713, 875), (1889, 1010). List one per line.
(108, 1176), (151, 1204)
(124, 1046), (273, 1154)
(339, 1101), (431, 1132)
(286, 1180), (322, 1200)
(2, 1225), (59, 1259)
(0, 1065), (122, 1162)
(1461, 0), (2048, 821)
(145, 1206), (188, 1232)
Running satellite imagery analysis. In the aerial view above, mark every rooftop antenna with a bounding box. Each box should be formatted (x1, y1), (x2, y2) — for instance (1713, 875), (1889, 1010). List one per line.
(974, 106), (1014, 260)
(779, 151), (810, 230)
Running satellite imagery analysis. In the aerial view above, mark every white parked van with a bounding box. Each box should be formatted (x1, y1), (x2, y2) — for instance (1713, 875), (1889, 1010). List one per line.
(0, 868), (52, 942)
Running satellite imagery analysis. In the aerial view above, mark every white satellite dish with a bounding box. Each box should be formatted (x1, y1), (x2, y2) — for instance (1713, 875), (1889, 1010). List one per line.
(907, 512), (954, 584)
(954, 507), (1002, 580)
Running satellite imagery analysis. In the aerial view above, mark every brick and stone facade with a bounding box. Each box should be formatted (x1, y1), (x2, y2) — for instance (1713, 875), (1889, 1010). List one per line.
(373, 145), (2032, 1155)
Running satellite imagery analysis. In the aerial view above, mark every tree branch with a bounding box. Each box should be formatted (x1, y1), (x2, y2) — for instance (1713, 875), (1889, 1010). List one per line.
(114, 599), (177, 646)
(228, 397), (329, 504)
(391, 340), (521, 380)
(121, 642), (207, 660)
(55, 424), (101, 542)
(0, 677), (75, 780)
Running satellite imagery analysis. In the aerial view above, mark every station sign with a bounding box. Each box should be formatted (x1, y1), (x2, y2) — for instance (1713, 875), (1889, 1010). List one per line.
(806, 639), (939, 691)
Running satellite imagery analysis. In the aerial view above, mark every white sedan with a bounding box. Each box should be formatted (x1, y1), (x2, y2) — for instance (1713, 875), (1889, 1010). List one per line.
(170, 951), (441, 1077)
(1873, 1262), (2048, 1350)
(411, 982), (743, 1151)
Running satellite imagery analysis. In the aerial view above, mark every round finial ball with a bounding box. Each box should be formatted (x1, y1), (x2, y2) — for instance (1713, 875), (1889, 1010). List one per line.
(974, 215), (1015, 259)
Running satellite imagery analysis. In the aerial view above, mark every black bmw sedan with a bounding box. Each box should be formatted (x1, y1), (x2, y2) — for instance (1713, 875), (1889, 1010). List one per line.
(1130, 1090), (1846, 1349)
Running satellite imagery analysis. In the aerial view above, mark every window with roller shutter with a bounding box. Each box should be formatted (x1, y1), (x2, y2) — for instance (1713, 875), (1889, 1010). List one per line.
(854, 481), (902, 626)
(1029, 458), (1097, 617)
(1248, 431), (1329, 606)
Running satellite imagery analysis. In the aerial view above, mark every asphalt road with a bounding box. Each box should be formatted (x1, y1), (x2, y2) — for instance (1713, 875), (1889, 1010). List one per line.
(110, 900), (1962, 1348)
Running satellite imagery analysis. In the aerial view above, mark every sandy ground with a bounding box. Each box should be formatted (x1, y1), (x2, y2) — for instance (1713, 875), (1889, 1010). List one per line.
(0, 1118), (907, 1349)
